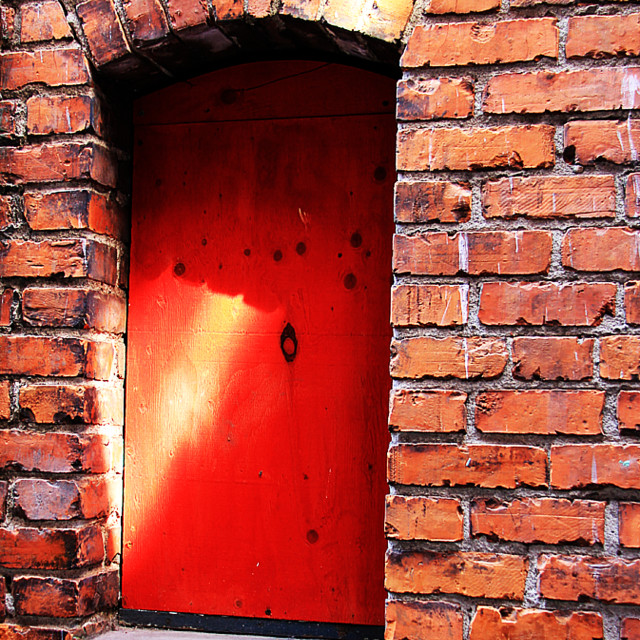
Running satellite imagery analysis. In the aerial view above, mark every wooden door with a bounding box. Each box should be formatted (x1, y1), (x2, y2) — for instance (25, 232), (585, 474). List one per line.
(122, 61), (395, 628)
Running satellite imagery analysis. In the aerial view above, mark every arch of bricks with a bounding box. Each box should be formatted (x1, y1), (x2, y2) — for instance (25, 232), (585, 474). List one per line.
(2, 0), (640, 638)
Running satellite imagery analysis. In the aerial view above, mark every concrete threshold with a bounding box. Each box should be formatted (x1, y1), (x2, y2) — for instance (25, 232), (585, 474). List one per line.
(101, 629), (313, 640)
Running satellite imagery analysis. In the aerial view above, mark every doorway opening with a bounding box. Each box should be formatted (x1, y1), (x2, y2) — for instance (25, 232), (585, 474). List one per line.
(121, 60), (395, 639)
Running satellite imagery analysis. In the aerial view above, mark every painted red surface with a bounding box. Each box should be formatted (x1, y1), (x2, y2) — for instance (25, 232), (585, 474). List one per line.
(122, 62), (395, 625)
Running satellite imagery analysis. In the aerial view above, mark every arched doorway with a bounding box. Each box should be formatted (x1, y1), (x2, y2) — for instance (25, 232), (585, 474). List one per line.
(122, 60), (395, 636)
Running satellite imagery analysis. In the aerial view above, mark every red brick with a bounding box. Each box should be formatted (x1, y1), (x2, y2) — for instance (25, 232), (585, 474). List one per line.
(26, 95), (100, 136)
(0, 627), (74, 640)
(20, 1), (71, 42)
(619, 391), (640, 431)
(105, 524), (121, 564)
(322, 0), (366, 31)
(386, 496), (463, 541)
(360, 0), (414, 41)
(19, 383), (123, 425)
(391, 284), (467, 327)
(483, 175), (616, 219)
(395, 180), (471, 223)
(385, 600), (463, 640)
(0, 381), (9, 421)
(0, 526), (103, 569)
(0, 289), (12, 327)
(12, 571), (118, 617)
(1, 5), (16, 42)
(0, 101), (18, 137)
(397, 77), (474, 120)
(123, 0), (170, 44)
(76, 0), (130, 66)
(479, 282), (616, 326)
(14, 478), (112, 520)
(394, 231), (551, 275)
(0, 239), (116, 284)
(620, 503), (640, 548)
(471, 498), (605, 545)
(0, 481), (7, 520)
(424, 0), (499, 13)
(567, 13), (640, 59)
(0, 142), (116, 187)
(388, 444), (547, 488)
(402, 18), (557, 67)
(0, 196), (13, 231)
(23, 288), (126, 332)
(24, 190), (125, 238)
(389, 389), (466, 432)
(398, 124), (555, 171)
(565, 120), (640, 165)
(247, 0), (271, 17)
(485, 68), (640, 114)
(622, 618), (640, 640)
(0, 336), (114, 379)
(390, 337), (508, 379)
(539, 555), (640, 604)
(601, 336), (640, 380)
(513, 337), (594, 380)
(0, 47), (90, 90)
(564, 227), (640, 272)
(551, 444), (640, 489)
(280, 0), (320, 19)
(626, 174), (640, 217)
(165, 0), (209, 30)
(469, 607), (603, 640)
(476, 390), (604, 435)
(0, 431), (112, 473)
(386, 550), (528, 599)
(212, 0), (244, 19)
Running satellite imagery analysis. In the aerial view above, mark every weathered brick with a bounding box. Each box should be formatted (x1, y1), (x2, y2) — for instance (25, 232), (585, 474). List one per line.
(76, 0), (130, 66)
(551, 444), (640, 489)
(622, 618), (640, 640)
(24, 190), (125, 238)
(476, 390), (604, 435)
(483, 175), (616, 219)
(13, 571), (118, 617)
(620, 503), (640, 548)
(0, 431), (111, 473)
(563, 227), (640, 272)
(385, 496), (463, 541)
(14, 477), (112, 520)
(385, 600), (463, 640)
(26, 95), (99, 136)
(390, 337), (508, 379)
(389, 389), (466, 432)
(23, 288), (126, 332)
(485, 68), (640, 114)
(0, 196), (14, 231)
(479, 282), (616, 326)
(401, 18), (557, 67)
(471, 498), (605, 545)
(105, 523), (121, 564)
(469, 607), (603, 640)
(322, 0), (366, 31)
(20, 1), (71, 42)
(165, 0), (209, 30)
(565, 120), (640, 165)
(1, 5), (16, 42)
(397, 77), (474, 120)
(391, 284), (467, 327)
(0, 101), (18, 137)
(0, 576), (4, 620)
(360, 0), (413, 41)
(626, 174), (640, 217)
(212, 0), (244, 19)
(567, 13), (640, 59)
(0, 626), (75, 640)
(539, 555), (640, 604)
(386, 550), (527, 599)
(424, 0), (499, 13)
(122, 0), (170, 44)
(19, 383), (123, 425)
(395, 180), (471, 223)
(393, 231), (551, 275)
(398, 125), (555, 171)
(513, 337), (594, 380)
(0, 336), (114, 379)
(0, 526), (103, 569)
(0, 288), (12, 327)
(619, 391), (640, 431)
(0, 481), (7, 520)
(601, 336), (640, 380)
(0, 380), (10, 420)
(247, 0), (271, 17)
(0, 47), (90, 90)
(388, 444), (547, 488)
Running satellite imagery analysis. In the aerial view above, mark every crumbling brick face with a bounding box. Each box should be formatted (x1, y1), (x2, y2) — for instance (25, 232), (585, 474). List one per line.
(0, 0), (638, 637)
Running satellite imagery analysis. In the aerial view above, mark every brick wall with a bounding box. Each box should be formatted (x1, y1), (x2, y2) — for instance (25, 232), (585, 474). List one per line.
(0, 0), (639, 638)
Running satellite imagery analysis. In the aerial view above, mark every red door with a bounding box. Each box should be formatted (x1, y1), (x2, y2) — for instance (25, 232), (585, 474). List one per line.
(122, 61), (395, 628)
